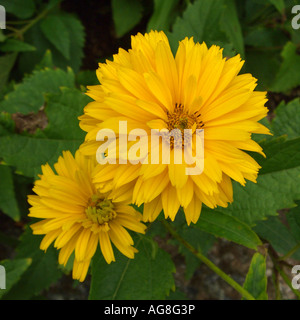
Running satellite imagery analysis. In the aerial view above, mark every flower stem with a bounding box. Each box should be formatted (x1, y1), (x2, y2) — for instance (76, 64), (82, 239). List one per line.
(162, 220), (256, 300)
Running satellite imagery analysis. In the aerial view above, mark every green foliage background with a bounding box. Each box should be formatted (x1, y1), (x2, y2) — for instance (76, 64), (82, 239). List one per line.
(0, 0), (300, 300)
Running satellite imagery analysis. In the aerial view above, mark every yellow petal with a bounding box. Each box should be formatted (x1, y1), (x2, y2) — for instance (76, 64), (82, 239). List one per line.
(183, 196), (202, 225)
(143, 196), (163, 222)
(161, 184), (180, 221)
(155, 40), (178, 102)
(99, 231), (115, 264)
(144, 71), (173, 111)
(75, 228), (91, 262)
(176, 177), (194, 208)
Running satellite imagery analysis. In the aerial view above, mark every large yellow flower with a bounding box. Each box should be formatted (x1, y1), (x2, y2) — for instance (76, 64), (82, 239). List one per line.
(79, 31), (270, 225)
(28, 150), (146, 282)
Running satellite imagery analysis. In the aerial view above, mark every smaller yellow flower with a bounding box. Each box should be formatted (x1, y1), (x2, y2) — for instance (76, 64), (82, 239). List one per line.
(28, 150), (146, 282)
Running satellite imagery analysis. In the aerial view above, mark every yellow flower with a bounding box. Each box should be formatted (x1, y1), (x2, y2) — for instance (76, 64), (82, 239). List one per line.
(28, 150), (146, 282)
(79, 31), (270, 225)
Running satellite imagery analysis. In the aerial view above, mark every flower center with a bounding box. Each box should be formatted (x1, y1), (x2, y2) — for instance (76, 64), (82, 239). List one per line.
(85, 195), (116, 225)
(166, 103), (204, 148)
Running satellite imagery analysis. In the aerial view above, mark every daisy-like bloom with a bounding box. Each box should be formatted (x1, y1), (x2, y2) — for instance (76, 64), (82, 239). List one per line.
(79, 30), (270, 225)
(28, 150), (146, 282)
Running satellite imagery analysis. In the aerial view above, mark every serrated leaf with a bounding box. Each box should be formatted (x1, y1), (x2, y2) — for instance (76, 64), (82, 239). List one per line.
(89, 235), (175, 300)
(0, 111), (15, 135)
(2, 228), (62, 300)
(0, 39), (36, 52)
(169, 0), (235, 56)
(245, 27), (288, 48)
(40, 14), (70, 60)
(254, 215), (300, 260)
(286, 202), (300, 243)
(34, 50), (54, 71)
(0, 67), (75, 114)
(220, 0), (244, 57)
(271, 42), (300, 93)
(60, 14), (85, 73)
(45, 0), (62, 11)
(0, 53), (17, 93)
(172, 213), (215, 279)
(243, 252), (268, 300)
(244, 50), (281, 91)
(0, 88), (90, 177)
(43, 87), (88, 140)
(0, 165), (20, 221)
(112, 0), (143, 38)
(271, 98), (300, 139)
(220, 137), (300, 225)
(147, 0), (180, 32)
(0, 258), (32, 299)
(194, 208), (262, 250)
(1, 0), (35, 19)
(18, 14), (84, 74)
(268, 0), (285, 12)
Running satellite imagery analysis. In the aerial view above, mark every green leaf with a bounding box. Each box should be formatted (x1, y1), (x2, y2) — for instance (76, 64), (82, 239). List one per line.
(268, 0), (285, 12)
(0, 39), (36, 52)
(76, 70), (99, 87)
(220, 137), (300, 225)
(0, 30), (6, 43)
(0, 53), (17, 93)
(40, 14), (70, 60)
(0, 67), (75, 114)
(1, 0), (35, 19)
(245, 27), (288, 48)
(172, 213), (215, 279)
(244, 50), (281, 91)
(112, 0), (143, 37)
(169, 0), (225, 49)
(0, 165), (20, 221)
(0, 87), (90, 177)
(271, 42), (300, 93)
(34, 50), (54, 71)
(2, 228), (62, 300)
(60, 14), (85, 73)
(287, 202), (300, 243)
(256, 137), (300, 175)
(271, 98), (300, 139)
(220, 0), (244, 57)
(0, 111), (15, 135)
(19, 13), (85, 74)
(254, 215), (300, 260)
(89, 235), (175, 300)
(194, 208), (262, 249)
(45, 0), (62, 10)
(42, 87), (88, 140)
(243, 252), (268, 300)
(147, 0), (180, 32)
(0, 258), (32, 299)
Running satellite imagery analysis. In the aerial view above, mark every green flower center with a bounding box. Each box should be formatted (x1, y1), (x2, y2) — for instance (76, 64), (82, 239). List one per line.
(167, 103), (204, 132)
(85, 195), (116, 225)
(166, 103), (204, 149)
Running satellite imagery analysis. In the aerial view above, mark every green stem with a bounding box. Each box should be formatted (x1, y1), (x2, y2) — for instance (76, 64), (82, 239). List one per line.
(278, 243), (300, 261)
(7, 6), (52, 39)
(271, 267), (282, 300)
(269, 248), (300, 300)
(162, 220), (256, 300)
(6, 20), (32, 25)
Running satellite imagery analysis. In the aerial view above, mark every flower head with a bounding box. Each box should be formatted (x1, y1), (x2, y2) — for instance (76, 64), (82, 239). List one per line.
(28, 150), (146, 282)
(79, 31), (270, 225)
